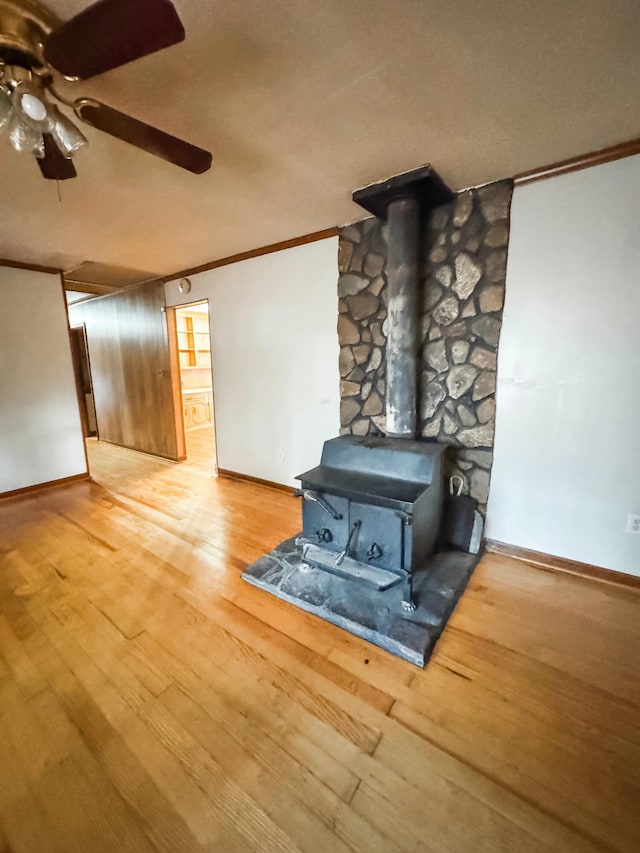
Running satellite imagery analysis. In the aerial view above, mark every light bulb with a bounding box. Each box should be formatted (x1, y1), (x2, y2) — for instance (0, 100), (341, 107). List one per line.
(20, 92), (47, 122)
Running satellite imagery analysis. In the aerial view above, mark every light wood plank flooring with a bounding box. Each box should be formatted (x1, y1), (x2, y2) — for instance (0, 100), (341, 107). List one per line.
(1, 431), (638, 852)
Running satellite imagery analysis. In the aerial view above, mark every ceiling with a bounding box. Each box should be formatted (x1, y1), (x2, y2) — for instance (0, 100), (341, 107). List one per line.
(62, 260), (160, 293)
(1, 0), (639, 278)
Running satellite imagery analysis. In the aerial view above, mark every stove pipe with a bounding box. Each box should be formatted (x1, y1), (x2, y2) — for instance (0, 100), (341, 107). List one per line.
(352, 165), (455, 438)
(385, 195), (419, 436)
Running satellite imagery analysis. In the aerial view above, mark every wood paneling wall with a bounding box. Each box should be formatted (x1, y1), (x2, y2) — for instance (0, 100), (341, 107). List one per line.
(69, 281), (185, 461)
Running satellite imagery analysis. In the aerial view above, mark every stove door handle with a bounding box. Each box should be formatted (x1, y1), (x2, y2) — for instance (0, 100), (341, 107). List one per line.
(295, 489), (343, 520)
(335, 520), (361, 566)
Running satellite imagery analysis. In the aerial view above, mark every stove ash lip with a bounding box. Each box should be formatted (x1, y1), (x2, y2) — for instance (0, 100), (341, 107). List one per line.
(352, 164), (455, 439)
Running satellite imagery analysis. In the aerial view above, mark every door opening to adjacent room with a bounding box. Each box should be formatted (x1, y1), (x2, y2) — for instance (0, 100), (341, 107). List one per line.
(69, 324), (98, 440)
(173, 300), (218, 472)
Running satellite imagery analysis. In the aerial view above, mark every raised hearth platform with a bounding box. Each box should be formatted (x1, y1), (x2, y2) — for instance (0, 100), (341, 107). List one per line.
(242, 536), (479, 666)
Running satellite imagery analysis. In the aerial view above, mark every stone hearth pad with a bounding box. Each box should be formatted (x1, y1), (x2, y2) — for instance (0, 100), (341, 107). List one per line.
(242, 536), (478, 666)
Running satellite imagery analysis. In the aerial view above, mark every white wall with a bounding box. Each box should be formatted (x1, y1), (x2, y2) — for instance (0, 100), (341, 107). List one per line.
(487, 155), (640, 576)
(0, 266), (87, 493)
(165, 237), (340, 486)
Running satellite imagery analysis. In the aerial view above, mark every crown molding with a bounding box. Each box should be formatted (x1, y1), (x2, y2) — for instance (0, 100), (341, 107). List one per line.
(0, 257), (61, 275)
(163, 226), (339, 283)
(514, 136), (640, 187)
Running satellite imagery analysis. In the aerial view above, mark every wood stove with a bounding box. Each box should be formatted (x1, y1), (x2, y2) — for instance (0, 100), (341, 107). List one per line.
(243, 163), (479, 665)
(296, 435), (445, 609)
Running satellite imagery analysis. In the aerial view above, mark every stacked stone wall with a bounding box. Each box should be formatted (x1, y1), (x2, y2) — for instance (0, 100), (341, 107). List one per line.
(338, 218), (389, 436)
(337, 179), (513, 516)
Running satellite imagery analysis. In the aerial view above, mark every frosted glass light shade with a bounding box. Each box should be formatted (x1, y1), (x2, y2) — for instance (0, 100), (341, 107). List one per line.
(48, 105), (87, 156)
(8, 109), (44, 157)
(12, 81), (50, 128)
(1, 80), (87, 162)
(8, 81), (50, 158)
(0, 87), (12, 129)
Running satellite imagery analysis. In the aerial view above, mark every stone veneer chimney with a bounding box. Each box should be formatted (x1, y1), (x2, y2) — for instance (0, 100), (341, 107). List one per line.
(337, 176), (514, 517)
(351, 165), (455, 438)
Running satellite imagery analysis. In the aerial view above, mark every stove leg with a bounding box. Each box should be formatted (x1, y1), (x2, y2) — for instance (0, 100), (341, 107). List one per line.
(401, 574), (416, 612)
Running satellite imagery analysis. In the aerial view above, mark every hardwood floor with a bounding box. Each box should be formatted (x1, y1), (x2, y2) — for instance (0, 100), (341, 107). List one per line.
(1, 433), (639, 852)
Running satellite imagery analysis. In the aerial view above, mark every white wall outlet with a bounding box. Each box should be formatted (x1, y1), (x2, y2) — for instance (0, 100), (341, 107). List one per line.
(276, 449), (285, 464)
(626, 513), (640, 534)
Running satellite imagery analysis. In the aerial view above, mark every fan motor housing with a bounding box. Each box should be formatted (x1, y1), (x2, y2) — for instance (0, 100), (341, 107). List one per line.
(0, 0), (58, 70)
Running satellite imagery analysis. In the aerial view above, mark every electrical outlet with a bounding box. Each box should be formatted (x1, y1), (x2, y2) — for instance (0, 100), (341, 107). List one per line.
(276, 449), (285, 464)
(626, 513), (640, 534)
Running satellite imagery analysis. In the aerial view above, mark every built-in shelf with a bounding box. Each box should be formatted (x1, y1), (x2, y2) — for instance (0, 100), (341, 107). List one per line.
(176, 308), (214, 431)
(177, 312), (211, 369)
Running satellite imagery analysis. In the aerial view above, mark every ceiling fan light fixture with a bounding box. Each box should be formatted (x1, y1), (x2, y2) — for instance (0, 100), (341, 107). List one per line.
(11, 80), (50, 128)
(48, 104), (88, 157)
(0, 0), (212, 178)
(7, 81), (49, 157)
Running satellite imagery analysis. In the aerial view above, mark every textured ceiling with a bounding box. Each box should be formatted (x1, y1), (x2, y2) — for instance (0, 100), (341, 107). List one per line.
(63, 260), (159, 289)
(1, 0), (639, 277)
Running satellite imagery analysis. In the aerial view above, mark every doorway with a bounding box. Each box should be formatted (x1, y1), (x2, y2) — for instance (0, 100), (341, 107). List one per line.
(172, 300), (218, 471)
(69, 324), (98, 439)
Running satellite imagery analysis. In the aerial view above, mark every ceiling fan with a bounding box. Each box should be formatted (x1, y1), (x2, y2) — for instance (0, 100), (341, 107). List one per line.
(0, 0), (212, 179)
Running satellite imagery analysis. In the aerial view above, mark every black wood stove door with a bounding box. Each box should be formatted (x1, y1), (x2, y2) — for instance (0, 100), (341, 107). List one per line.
(301, 494), (349, 552)
(349, 501), (404, 574)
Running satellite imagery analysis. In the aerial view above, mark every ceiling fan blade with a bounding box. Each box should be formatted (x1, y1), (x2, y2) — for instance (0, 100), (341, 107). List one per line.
(37, 135), (77, 180)
(75, 100), (212, 174)
(44, 0), (185, 80)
